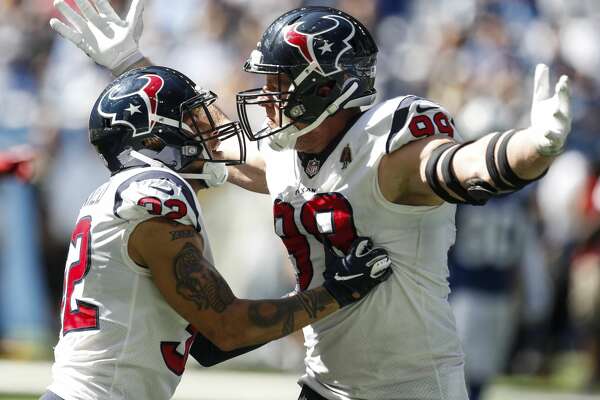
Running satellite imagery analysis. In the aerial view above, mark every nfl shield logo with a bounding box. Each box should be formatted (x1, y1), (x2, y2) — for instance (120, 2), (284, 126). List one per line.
(305, 158), (321, 178)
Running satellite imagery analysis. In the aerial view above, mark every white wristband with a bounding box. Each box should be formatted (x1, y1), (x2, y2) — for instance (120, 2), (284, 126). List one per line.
(112, 50), (145, 76)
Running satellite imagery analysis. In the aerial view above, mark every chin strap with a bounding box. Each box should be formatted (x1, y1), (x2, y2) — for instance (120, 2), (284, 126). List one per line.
(180, 162), (228, 187)
(267, 81), (360, 151)
(129, 150), (228, 187)
(129, 150), (165, 168)
(343, 92), (376, 109)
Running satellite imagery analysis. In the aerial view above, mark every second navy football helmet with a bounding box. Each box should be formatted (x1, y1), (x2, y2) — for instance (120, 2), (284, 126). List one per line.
(89, 66), (245, 185)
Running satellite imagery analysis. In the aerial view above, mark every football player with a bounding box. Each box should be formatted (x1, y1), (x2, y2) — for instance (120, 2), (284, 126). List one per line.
(50, 1), (571, 399)
(39, 65), (392, 400)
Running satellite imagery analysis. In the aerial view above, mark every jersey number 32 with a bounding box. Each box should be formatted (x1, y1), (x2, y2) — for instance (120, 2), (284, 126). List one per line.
(61, 216), (99, 335)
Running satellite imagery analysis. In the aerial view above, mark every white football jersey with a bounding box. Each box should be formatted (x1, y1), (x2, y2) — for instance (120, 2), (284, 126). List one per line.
(48, 166), (213, 400)
(261, 96), (468, 400)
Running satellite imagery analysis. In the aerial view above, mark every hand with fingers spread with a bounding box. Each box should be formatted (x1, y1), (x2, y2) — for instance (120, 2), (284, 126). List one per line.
(49, 0), (146, 75)
(529, 63), (572, 156)
(322, 237), (392, 307)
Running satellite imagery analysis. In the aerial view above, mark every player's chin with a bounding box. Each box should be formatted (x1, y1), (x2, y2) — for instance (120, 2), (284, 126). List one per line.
(293, 133), (315, 152)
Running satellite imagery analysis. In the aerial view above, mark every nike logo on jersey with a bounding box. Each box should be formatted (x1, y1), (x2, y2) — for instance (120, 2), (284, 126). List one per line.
(150, 185), (175, 196)
(416, 104), (439, 113)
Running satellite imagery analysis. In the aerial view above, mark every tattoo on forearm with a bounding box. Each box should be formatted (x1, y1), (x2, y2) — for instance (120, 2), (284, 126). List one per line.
(173, 243), (235, 312)
(247, 290), (332, 335)
(296, 291), (326, 319)
(248, 301), (296, 335)
(170, 229), (195, 241)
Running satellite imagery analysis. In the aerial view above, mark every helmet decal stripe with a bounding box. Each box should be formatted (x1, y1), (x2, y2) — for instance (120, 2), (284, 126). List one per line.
(284, 22), (314, 63)
(142, 74), (164, 115)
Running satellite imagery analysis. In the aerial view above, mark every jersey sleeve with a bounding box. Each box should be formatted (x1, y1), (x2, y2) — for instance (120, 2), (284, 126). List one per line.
(385, 95), (463, 154)
(113, 169), (201, 230)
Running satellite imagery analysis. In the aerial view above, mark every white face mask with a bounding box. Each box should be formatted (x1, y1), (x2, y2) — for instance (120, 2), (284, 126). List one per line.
(129, 150), (228, 187)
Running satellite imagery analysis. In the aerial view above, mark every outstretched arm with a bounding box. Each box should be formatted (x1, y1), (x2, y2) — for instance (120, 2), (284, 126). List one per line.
(379, 64), (571, 206)
(129, 218), (391, 351)
(130, 218), (336, 350)
(50, 0), (270, 194)
(227, 155), (269, 194)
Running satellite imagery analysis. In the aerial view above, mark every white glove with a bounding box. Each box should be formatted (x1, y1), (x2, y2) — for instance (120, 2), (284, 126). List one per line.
(529, 63), (572, 156)
(200, 162), (229, 188)
(178, 162), (229, 188)
(49, 0), (146, 75)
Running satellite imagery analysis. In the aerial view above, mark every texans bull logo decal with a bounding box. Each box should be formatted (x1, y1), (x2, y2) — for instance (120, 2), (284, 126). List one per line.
(98, 74), (164, 137)
(283, 15), (355, 77)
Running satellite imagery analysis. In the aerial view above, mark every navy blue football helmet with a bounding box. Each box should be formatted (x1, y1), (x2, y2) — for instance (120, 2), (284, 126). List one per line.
(89, 66), (245, 180)
(236, 6), (378, 150)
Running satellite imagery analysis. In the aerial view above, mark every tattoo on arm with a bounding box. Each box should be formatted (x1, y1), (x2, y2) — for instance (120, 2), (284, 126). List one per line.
(296, 291), (324, 319)
(247, 290), (332, 336)
(170, 229), (195, 241)
(173, 242), (235, 312)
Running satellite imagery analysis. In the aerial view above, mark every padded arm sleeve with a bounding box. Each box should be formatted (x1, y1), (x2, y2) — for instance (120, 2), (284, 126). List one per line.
(189, 332), (268, 367)
(425, 130), (548, 206)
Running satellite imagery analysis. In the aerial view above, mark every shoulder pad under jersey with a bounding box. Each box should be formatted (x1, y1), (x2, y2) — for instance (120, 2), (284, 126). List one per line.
(377, 95), (462, 154)
(113, 168), (201, 230)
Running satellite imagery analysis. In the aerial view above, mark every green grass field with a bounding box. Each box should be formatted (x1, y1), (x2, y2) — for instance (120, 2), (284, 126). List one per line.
(0, 353), (597, 400)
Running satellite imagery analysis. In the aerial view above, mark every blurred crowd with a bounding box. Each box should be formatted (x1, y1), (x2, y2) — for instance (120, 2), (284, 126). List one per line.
(0, 0), (599, 396)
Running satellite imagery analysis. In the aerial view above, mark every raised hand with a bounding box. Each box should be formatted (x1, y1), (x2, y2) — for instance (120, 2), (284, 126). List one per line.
(530, 63), (572, 156)
(322, 237), (392, 307)
(49, 0), (146, 75)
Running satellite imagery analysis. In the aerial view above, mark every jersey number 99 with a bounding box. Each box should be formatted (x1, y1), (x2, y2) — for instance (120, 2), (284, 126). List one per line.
(274, 193), (358, 290)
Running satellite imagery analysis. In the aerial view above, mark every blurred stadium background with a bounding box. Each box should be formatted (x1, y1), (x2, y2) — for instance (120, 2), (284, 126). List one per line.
(0, 0), (599, 399)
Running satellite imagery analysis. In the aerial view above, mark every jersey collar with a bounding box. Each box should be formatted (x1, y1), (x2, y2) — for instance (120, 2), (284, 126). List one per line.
(298, 111), (364, 179)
